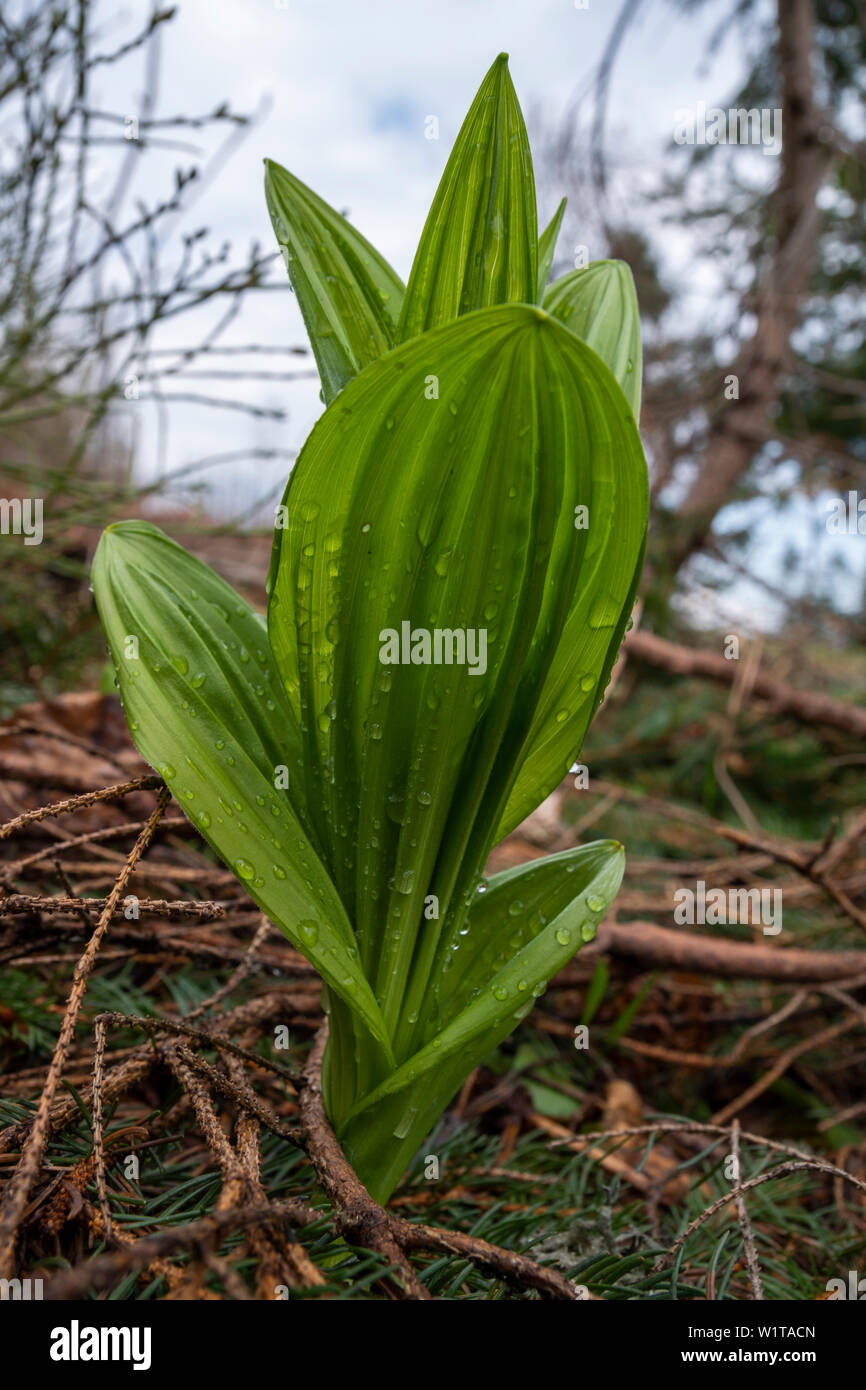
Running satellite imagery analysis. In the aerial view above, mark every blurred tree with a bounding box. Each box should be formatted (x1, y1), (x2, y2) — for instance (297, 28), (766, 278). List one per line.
(534, 0), (866, 633)
(0, 0), (304, 712)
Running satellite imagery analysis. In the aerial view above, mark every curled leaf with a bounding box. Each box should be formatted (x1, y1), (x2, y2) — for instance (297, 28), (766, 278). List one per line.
(91, 521), (394, 1061)
(264, 158), (405, 402)
(544, 259), (642, 420)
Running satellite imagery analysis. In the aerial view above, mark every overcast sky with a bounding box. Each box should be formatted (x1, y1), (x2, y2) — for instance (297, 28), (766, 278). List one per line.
(155, 0), (740, 283)
(95, 0), (747, 498)
(82, 0), (861, 629)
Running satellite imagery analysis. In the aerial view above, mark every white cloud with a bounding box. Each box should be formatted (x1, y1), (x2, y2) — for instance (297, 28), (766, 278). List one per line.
(89, 0), (748, 514)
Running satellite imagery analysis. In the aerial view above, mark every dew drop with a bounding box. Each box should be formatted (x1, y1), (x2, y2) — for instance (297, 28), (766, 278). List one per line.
(588, 595), (618, 630)
(299, 920), (319, 946)
(386, 784), (406, 824)
(235, 858), (256, 881)
(392, 1108), (416, 1139)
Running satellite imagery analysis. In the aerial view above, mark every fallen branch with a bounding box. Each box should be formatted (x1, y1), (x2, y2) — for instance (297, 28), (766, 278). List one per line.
(588, 919), (866, 982)
(0, 894), (225, 920)
(41, 1201), (318, 1299)
(297, 1026), (580, 1301)
(0, 992), (301, 1157)
(0, 788), (171, 1279)
(0, 776), (164, 841)
(624, 629), (866, 741)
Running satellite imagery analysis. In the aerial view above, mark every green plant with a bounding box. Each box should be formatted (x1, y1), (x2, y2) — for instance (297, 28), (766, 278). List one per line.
(91, 55), (648, 1203)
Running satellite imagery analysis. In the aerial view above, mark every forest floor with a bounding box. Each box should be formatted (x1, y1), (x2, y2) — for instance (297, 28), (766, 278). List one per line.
(1, 528), (865, 1300)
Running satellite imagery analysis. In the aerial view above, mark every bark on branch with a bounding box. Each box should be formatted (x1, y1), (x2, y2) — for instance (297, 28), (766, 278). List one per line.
(589, 919), (866, 982)
(671, 0), (829, 567)
(625, 628), (866, 741)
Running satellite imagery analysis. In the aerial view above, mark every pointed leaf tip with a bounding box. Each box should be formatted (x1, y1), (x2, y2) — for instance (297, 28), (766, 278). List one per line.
(537, 196), (567, 299)
(396, 56), (537, 341)
(264, 158), (404, 402)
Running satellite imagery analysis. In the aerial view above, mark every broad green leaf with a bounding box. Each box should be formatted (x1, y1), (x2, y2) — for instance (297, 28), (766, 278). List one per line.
(91, 521), (394, 1061)
(537, 196), (566, 299)
(264, 158), (405, 404)
(396, 54), (537, 343)
(337, 841), (624, 1198)
(512, 1040), (578, 1118)
(439, 842), (622, 1014)
(267, 304), (646, 1059)
(492, 527), (645, 845)
(543, 259), (642, 419)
